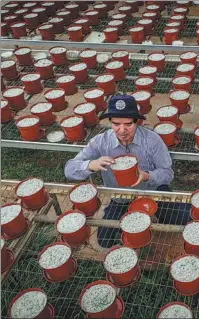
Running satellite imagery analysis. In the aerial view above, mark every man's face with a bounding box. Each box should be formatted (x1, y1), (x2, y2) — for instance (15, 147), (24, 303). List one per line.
(111, 118), (137, 144)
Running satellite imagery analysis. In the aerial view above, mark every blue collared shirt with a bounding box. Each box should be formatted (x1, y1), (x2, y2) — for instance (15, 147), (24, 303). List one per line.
(65, 126), (174, 190)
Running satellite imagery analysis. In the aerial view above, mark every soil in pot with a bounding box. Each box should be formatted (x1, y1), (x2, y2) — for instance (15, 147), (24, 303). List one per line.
(30, 102), (55, 126)
(120, 211), (151, 248)
(74, 102), (98, 127)
(154, 122), (178, 147)
(3, 87), (26, 111)
(170, 255), (199, 295)
(110, 155), (139, 186)
(157, 302), (193, 319)
(56, 75), (77, 95)
(183, 222), (199, 256)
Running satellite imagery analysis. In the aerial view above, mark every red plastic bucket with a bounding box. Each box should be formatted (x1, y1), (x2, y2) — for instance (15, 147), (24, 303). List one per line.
(164, 28), (179, 44)
(154, 121), (177, 146)
(73, 17), (90, 34)
(30, 102), (55, 126)
(172, 75), (192, 91)
(16, 115), (41, 141)
(3, 87), (26, 111)
(120, 211), (152, 248)
(56, 75), (77, 95)
(56, 10), (71, 26)
(69, 182), (99, 217)
(183, 221), (199, 257)
(1, 99), (14, 123)
(41, 2), (56, 16)
(34, 59), (54, 79)
(137, 18), (153, 36)
(156, 105), (180, 128)
(65, 3), (79, 18)
(157, 302), (193, 319)
(21, 73), (43, 94)
(84, 88), (105, 113)
(80, 50), (97, 69)
(104, 27), (119, 43)
(74, 102), (98, 127)
(1, 60), (18, 80)
(112, 50), (130, 69)
(14, 47), (33, 66)
(128, 197), (158, 216)
(111, 155), (139, 186)
(48, 16), (65, 34)
(95, 73), (116, 96)
(169, 15), (185, 30)
(1, 203), (27, 238)
(23, 12), (39, 30)
(60, 115), (85, 142)
(8, 288), (54, 319)
(32, 7), (48, 23)
(79, 280), (117, 319)
(84, 10), (100, 26)
(55, 210), (88, 246)
(135, 76), (154, 94)
(139, 65), (157, 82)
(49, 47), (67, 66)
(131, 91), (151, 114)
(3, 14), (18, 27)
(106, 60), (125, 81)
(129, 26), (145, 43)
(170, 254), (199, 295)
(169, 89), (190, 114)
(108, 20), (124, 36)
(93, 3), (108, 18)
(69, 62), (88, 83)
(194, 126), (199, 148)
(142, 12), (157, 26)
(176, 63), (195, 81)
(38, 23), (55, 40)
(44, 89), (66, 112)
(67, 25), (83, 41)
(15, 176), (47, 209)
(148, 52), (165, 72)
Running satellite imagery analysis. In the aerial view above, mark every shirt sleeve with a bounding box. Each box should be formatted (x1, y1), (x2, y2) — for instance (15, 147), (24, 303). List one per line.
(64, 136), (101, 181)
(147, 133), (174, 187)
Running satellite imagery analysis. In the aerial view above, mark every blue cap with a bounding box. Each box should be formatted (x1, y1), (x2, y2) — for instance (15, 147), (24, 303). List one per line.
(100, 95), (146, 120)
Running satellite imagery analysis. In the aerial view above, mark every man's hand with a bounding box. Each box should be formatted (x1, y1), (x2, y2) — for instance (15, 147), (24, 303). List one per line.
(131, 167), (150, 187)
(88, 157), (115, 172)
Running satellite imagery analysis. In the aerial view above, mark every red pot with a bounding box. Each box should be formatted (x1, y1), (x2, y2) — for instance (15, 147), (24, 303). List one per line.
(95, 73), (116, 96)
(16, 176), (47, 209)
(73, 17), (90, 34)
(1, 203), (27, 238)
(1, 240), (14, 273)
(23, 2), (37, 10)
(120, 211), (152, 248)
(176, 63), (196, 81)
(84, 10), (100, 26)
(139, 65), (157, 82)
(156, 105), (181, 129)
(172, 75), (192, 91)
(44, 89), (67, 112)
(16, 115), (41, 141)
(108, 20), (124, 36)
(49, 47), (67, 65)
(80, 50), (97, 69)
(129, 26), (145, 43)
(55, 210), (88, 246)
(180, 51), (198, 67)
(84, 88), (105, 113)
(56, 75), (77, 95)
(60, 115), (85, 142)
(93, 3), (108, 18)
(74, 102), (98, 127)
(157, 302), (193, 319)
(169, 15), (185, 30)
(125, 1), (139, 12)
(1, 9), (10, 19)
(69, 182), (99, 217)
(111, 155), (139, 187)
(194, 126), (199, 148)
(104, 27), (119, 43)
(169, 89), (190, 114)
(65, 3), (79, 19)
(170, 254), (199, 295)
(164, 28), (180, 44)
(14, 8), (29, 20)
(146, 4), (160, 14)
(32, 7), (48, 23)
(1, 60), (18, 80)
(8, 288), (54, 319)
(104, 245), (139, 286)
(38, 242), (75, 282)
(30, 102), (55, 126)
(148, 52), (165, 72)
(79, 280), (118, 319)
(131, 91), (151, 114)
(135, 76), (154, 94)
(137, 19), (153, 36)
(23, 12), (39, 30)
(76, 1), (89, 11)
(41, 2), (56, 16)
(118, 5), (132, 17)
(154, 121), (177, 146)
(165, 21), (181, 30)
(1, 99), (14, 123)
(3, 15), (18, 27)
(190, 189), (199, 221)
(3, 87), (26, 111)
(14, 47), (33, 66)
(1, 76), (6, 92)
(106, 60), (125, 81)
(56, 10), (71, 26)
(21, 73), (43, 94)
(38, 23), (55, 40)
(173, 7), (188, 16)
(67, 25), (83, 42)
(183, 221), (199, 257)
(142, 12), (157, 26)
(69, 63), (88, 83)
(49, 17), (65, 34)
(34, 59), (54, 79)
(176, 0), (190, 8)
(1, 23), (9, 36)
(4, 3), (19, 13)
(128, 197), (158, 216)
(112, 51), (130, 69)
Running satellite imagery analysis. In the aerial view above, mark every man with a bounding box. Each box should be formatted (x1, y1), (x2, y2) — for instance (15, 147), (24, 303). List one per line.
(65, 95), (190, 247)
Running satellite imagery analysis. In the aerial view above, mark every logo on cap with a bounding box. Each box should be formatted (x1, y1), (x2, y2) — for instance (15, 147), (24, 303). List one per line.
(115, 100), (126, 110)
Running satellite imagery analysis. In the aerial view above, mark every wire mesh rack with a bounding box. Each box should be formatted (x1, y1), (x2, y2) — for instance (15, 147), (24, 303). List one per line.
(1, 181), (198, 319)
(1, 1), (199, 45)
(1, 50), (199, 156)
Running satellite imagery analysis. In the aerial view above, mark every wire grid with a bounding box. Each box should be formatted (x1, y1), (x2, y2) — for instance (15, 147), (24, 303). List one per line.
(1, 187), (199, 319)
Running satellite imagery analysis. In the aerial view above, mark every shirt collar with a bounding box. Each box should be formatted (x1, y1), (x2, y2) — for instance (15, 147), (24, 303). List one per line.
(112, 127), (142, 149)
